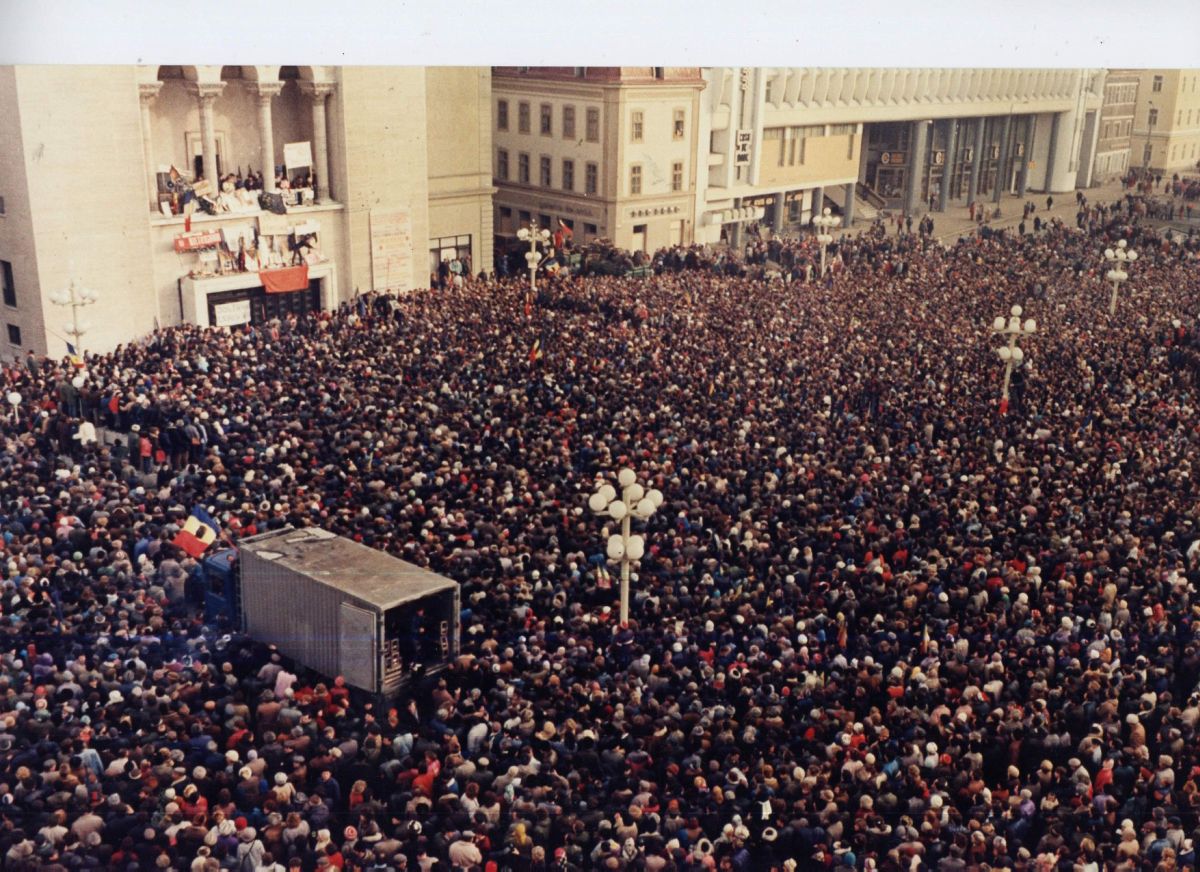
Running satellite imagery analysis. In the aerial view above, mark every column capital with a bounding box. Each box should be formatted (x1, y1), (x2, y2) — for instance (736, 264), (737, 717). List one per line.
(253, 81), (285, 101)
(137, 81), (162, 104)
(300, 81), (337, 101)
(189, 82), (226, 103)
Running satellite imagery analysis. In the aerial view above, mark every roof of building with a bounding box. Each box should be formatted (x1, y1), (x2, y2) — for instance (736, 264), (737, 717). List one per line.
(238, 527), (457, 610)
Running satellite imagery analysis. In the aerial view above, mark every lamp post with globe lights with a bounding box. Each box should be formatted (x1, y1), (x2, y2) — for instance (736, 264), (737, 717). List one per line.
(587, 468), (663, 627)
(1103, 239), (1137, 316)
(813, 207), (841, 277)
(992, 304), (1036, 406)
(47, 279), (99, 356)
(516, 220), (553, 301)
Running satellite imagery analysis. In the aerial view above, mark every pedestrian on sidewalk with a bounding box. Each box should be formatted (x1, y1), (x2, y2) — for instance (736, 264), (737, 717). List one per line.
(1047, 195), (1054, 210)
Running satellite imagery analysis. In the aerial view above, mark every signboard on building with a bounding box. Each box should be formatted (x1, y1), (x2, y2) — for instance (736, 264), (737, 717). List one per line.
(933, 150), (946, 166)
(880, 152), (905, 165)
(213, 300), (252, 328)
(734, 130), (753, 165)
(370, 208), (415, 293)
(173, 230), (223, 253)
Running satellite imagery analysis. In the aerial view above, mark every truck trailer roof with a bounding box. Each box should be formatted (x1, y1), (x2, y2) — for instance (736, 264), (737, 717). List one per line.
(237, 527), (458, 611)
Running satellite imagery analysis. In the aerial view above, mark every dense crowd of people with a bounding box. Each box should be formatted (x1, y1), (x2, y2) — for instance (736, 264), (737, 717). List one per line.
(3, 195), (1200, 872)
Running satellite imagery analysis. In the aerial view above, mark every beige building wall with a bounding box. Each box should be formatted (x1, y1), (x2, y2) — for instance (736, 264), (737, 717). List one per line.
(1133, 70), (1200, 173)
(4, 66), (158, 357)
(0, 67), (45, 358)
(425, 67), (495, 279)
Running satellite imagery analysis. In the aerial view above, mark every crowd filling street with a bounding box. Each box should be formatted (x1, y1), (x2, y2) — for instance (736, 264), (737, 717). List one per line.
(2, 196), (1200, 872)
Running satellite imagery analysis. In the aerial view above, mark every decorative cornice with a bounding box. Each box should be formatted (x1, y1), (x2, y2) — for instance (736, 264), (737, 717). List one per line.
(137, 82), (163, 103)
(300, 82), (337, 101)
(189, 82), (226, 102)
(253, 81), (285, 101)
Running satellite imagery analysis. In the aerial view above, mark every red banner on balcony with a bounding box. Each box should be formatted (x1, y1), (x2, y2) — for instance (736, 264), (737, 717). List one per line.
(259, 265), (309, 293)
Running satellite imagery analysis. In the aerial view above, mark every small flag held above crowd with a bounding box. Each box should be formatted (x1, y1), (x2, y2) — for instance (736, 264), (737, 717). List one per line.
(172, 506), (221, 558)
(528, 338), (543, 363)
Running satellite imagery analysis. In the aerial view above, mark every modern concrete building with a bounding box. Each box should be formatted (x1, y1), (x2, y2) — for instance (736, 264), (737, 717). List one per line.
(695, 68), (1107, 245)
(0, 65), (494, 358)
(491, 67), (705, 254)
(1132, 69), (1200, 175)
(1093, 70), (1139, 183)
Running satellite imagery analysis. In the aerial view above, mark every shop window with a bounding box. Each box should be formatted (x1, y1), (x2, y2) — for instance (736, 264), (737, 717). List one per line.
(429, 235), (473, 276)
(1, 261), (14, 308)
(497, 100), (509, 131)
(6, 323), (19, 346)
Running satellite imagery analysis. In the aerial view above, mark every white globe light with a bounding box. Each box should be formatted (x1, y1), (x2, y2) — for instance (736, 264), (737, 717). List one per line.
(635, 497), (656, 518)
(993, 316), (1007, 331)
(517, 228), (530, 241)
(1011, 346), (1025, 363)
(1023, 319), (1036, 333)
(618, 468), (637, 488)
(1010, 305), (1023, 317)
(72, 375), (85, 389)
(1008, 316), (1021, 331)
(1115, 250), (1127, 261)
(626, 535), (645, 561)
(6, 391), (21, 406)
(525, 252), (538, 263)
(608, 500), (628, 521)
(1173, 319), (1182, 328)
(1127, 250), (1138, 262)
(998, 347), (1012, 361)
(625, 483), (644, 503)
(647, 488), (663, 508)
(1116, 239), (1127, 249)
(599, 484), (616, 504)
(1104, 248), (1115, 260)
(823, 207), (832, 217)
(607, 535), (626, 560)
(588, 492), (609, 513)
(1107, 270), (1120, 282)
(540, 229), (551, 241)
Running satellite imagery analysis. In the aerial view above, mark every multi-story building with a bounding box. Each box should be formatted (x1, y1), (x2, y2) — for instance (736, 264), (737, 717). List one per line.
(696, 68), (1108, 244)
(0, 65), (494, 357)
(491, 67), (704, 254)
(1132, 69), (1200, 175)
(1093, 70), (1139, 183)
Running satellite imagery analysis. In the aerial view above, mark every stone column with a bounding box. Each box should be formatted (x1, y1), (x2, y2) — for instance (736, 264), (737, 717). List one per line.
(811, 187), (824, 222)
(772, 191), (786, 233)
(843, 183), (856, 228)
(138, 82), (162, 211)
(905, 120), (929, 215)
(1043, 113), (1060, 193)
(302, 82), (336, 202)
(191, 82), (225, 187)
(1017, 116), (1035, 196)
(993, 115), (1013, 203)
(938, 119), (958, 212)
(967, 118), (986, 205)
(254, 81), (284, 193)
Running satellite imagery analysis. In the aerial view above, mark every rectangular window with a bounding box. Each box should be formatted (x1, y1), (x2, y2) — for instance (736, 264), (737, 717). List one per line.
(631, 111), (644, 143)
(765, 80), (773, 103)
(1149, 108), (1158, 126)
(539, 214), (551, 230)
(540, 103), (552, 136)
(585, 162), (598, 195)
(519, 209), (531, 225)
(0, 196), (5, 215)
(673, 108), (686, 140)
(496, 148), (509, 181)
(518, 101), (531, 134)
(539, 155), (552, 187)
(563, 105), (576, 140)
(630, 164), (642, 195)
(562, 159), (575, 192)
(497, 99), (509, 131)
(586, 108), (600, 142)
(6, 324), (19, 346)
(1152, 75), (1163, 92)
(518, 152), (530, 185)
(1, 261), (14, 308)
(671, 161), (683, 192)
(584, 222), (598, 235)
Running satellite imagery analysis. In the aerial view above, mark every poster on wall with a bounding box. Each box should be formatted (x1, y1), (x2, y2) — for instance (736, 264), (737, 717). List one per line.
(284, 141), (313, 172)
(370, 208), (414, 293)
(213, 300), (252, 328)
(734, 130), (753, 165)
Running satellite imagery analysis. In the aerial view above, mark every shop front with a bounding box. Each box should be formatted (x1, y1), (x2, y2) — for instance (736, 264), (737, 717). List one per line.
(182, 261), (337, 328)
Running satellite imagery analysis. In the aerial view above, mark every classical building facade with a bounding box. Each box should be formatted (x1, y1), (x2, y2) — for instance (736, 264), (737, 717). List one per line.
(1132, 69), (1200, 175)
(1092, 70), (1139, 183)
(0, 65), (494, 357)
(696, 68), (1108, 244)
(491, 67), (705, 254)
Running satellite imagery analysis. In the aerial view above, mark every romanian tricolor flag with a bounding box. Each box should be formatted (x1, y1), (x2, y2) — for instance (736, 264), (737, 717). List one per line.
(528, 339), (543, 362)
(172, 506), (220, 558)
(66, 343), (85, 369)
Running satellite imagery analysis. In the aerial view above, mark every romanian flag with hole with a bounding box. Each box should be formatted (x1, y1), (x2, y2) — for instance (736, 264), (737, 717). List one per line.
(172, 506), (220, 558)
(529, 339), (543, 363)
